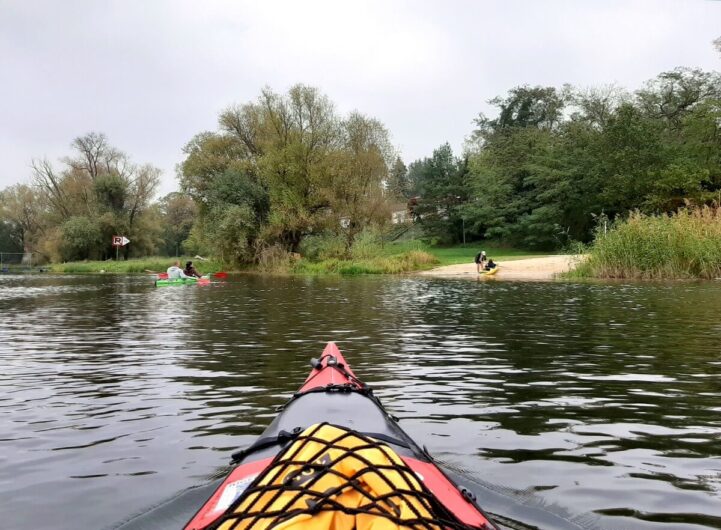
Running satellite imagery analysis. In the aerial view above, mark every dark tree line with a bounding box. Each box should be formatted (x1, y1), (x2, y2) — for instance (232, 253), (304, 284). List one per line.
(402, 68), (721, 249)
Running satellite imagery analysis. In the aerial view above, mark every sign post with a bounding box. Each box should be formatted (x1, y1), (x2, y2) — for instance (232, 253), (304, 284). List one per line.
(112, 236), (131, 260)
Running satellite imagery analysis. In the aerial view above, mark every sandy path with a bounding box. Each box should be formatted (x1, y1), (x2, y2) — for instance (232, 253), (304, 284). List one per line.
(418, 255), (578, 281)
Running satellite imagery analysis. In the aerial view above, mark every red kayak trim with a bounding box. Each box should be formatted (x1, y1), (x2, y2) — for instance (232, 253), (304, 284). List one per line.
(299, 342), (361, 392)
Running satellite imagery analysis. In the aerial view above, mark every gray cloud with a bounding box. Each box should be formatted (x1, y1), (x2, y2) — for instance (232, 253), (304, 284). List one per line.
(1, 0), (719, 195)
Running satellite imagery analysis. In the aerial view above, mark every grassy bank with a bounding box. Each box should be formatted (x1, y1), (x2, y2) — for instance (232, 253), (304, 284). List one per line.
(290, 240), (547, 275)
(569, 206), (721, 280)
(48, 256), (227, 275)
(421, 244), (548, 266)
(46, 241), (548, 277)
(375, 240), (548, 265)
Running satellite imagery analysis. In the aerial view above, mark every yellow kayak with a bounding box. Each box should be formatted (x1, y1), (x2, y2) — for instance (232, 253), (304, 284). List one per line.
(482, 267), (499, 276)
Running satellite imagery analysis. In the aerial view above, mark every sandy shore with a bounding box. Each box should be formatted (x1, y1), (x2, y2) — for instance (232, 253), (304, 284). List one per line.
(419, 255), (578, 281)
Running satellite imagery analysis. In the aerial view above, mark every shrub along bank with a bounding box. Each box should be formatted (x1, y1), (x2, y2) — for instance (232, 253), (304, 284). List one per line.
(569, 206), (721, 280)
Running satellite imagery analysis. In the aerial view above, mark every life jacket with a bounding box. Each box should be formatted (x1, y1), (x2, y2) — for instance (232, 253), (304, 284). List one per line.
(213, 423), (477, 530)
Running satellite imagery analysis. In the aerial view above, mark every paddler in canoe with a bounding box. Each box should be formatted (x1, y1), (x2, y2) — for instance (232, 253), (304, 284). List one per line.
(184, 260), (203, 278)
(167, 260), (192, 279)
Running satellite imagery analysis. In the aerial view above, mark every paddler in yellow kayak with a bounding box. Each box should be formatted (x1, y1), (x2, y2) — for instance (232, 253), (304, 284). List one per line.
(481, 258), (498, 276)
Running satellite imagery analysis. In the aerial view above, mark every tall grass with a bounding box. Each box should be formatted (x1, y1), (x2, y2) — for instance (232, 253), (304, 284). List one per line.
(571, 206), (721, 279)
(291, 229), (438, 275)
(292, 250), (439, 275)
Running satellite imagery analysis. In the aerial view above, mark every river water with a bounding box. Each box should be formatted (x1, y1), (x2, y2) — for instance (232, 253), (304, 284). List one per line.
(1, 274), (720, 529)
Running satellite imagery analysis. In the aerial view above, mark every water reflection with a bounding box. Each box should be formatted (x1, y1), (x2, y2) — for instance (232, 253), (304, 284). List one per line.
(1, 274), (720, 529)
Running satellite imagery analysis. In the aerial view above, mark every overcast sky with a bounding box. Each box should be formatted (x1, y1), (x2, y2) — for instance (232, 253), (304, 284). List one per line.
(1, 0), (719, 195)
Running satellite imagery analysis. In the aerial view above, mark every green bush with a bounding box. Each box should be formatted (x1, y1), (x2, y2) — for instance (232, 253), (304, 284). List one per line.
(350, 228), (383, 260)
(60, 216), (102, 261)
(256, 244), (293, 273)
(298, 233), (347, 261)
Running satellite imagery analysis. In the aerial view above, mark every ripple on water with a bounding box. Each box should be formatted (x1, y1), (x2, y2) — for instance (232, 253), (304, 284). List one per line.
(1, 275), (721, 529)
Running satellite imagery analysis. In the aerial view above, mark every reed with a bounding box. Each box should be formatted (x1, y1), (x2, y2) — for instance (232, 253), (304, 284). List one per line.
(571, 206), (721, 279)
(292, 250), (439, 275)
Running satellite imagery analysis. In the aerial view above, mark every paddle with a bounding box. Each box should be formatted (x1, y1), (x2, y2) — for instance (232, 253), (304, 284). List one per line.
(151, 270), (226, 280)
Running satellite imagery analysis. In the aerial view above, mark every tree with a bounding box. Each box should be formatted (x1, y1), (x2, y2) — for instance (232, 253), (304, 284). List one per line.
(462, 71), (721, 249)
(408, 144), (469, 244)
(680, 99), (721, 192)
(0, 221), (23, 255)
(29, 132), (161, 260)
(386, 157), (409, 199)
(158, 192), (197, 256)
(221, 85), (340, 252)
(465, 127), (564, 248)
(466, 85), (607, 248)
(327, 113), (394, 251)
(123, 164), (161, 258)
(180, 84), (396, 261)
(569, 86), (629, 129)
(180, 133), (269, 262)
(637, 68), (721, 127)
(60, 216), (102, 261)
(0, 184), (44, 254)
(180, 132), (250, 203)
(471, 86), (566, 147)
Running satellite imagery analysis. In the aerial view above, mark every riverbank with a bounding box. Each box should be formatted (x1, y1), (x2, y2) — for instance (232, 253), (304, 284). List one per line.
(45, 243), (547, 276)
(48, 257), (226, 275)
(288, 243), (547, 275)
(419, 255), (577, 280)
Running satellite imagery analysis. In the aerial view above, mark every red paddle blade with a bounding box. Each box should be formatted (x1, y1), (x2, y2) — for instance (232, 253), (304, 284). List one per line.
(213, 272), (228, 279)
(158, 272), (168, 279)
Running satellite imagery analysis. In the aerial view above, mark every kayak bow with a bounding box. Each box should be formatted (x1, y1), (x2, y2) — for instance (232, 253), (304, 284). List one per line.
(183, 342), (497, 530)
(113, 342), (602, 530)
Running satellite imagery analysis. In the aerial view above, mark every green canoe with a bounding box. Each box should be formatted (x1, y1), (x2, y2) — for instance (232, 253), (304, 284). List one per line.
(155, 276), (210, 287)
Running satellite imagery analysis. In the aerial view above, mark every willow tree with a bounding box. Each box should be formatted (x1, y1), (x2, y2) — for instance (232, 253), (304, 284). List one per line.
(327, 113), (393, 251)
(219, 85), (340, 252)
(181, 84), (394, 261)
